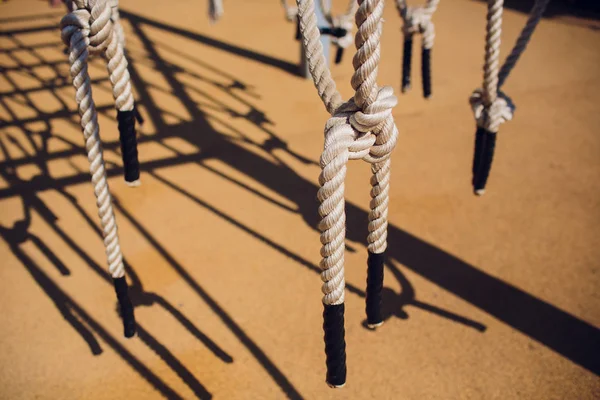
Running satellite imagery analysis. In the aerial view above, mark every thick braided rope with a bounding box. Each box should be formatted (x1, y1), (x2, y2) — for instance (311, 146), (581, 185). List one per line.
(482, 0), (502, 108)
(497, 0), (550, 88)
(71, 0), (134, 112)
(104, 12), (134, 112)
(109, 0), (126, 49)
(307, 0), (398, 305)
(471, 0), (548, 132)
(61, 3), (125, 279)
(395, 0), (439, 49)
(297, 0), (344, 114)
(469, 0), (513, 133)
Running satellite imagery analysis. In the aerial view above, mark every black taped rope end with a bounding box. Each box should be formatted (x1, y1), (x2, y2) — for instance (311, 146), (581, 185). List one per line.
(471, 127), (497, 196)
(401, 37), (413, 93)
(295, 15), (301, 40)
(113, 277), (136, 338)
(335, 47), (344, 64)
(421, 47), (432, 99)
(117, 108), (141, 185)
(323, 303), (346, 388)
(366, 251), (385, 328)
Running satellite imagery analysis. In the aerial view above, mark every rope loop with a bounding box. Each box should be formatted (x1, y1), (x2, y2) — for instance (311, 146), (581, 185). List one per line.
(396, 0), (439, 49)
(402, 7), (434, 48)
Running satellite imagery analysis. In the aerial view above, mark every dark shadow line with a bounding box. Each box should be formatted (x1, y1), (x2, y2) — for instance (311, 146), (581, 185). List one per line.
(39, 182), (235, 368)
(111, 191), (304, 400)
(2, 233), (102, 354)
(0, 24), (59, 36)
(136, 325), (213, 400)
(29, 234), (71, 276)
(148, 294), (234, 364)
(149, 170), (364, 300)
(0, 12), (63, 24)
(0, 103), (114, 130)
(120, 10), (299, 76)
(0, 234), (181, 399)
(411, 301), (487, 332)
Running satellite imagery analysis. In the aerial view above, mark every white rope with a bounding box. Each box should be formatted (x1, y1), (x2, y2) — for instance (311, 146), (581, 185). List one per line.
(297, 0), (343, 114)
(109, 0), (126, 49)
(470, 0), (549, 132)
(61, 0), (125, 279)
(298, 0), (399, 305)
(395, 0), (439, 49)
(469, 0), (512, 133)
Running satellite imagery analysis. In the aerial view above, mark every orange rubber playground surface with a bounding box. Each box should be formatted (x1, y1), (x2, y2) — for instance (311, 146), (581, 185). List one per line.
(1, 0), (599, 398)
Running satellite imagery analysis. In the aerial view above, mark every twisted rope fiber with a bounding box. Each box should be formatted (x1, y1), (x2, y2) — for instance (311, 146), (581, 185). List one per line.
(109, 0), (126, 48)
(469, 0), (549, 195)
(297, 0), (399, 387)
(62, 2), (125, 280)
(61, 0), (136, 336)
(87, 0), (141, 185)
(297, 0), (343, 114)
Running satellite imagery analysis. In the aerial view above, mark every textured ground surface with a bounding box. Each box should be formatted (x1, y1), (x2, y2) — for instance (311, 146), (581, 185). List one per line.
(0, 0), (599, 399)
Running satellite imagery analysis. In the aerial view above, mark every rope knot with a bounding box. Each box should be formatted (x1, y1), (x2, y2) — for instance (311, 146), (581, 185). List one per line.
(60, 0), (114, 54)
(402, 7), (435, 49)
(326, 86), (399, 164)
(470, 88), (515, 133)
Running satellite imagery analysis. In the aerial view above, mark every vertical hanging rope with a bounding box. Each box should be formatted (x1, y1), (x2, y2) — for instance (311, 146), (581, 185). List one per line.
(109, 0), (126, 48)
(470, 0), (548, 195)
(103, 0), (141, 186)
(61, 0), (135, 338)
(395, 0), (439, 98)
(297, 0), (343, 114)
(297, 0), (399, 387)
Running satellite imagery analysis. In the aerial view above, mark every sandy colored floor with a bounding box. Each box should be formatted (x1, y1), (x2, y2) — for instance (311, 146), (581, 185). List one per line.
(0, 0), (599, 398)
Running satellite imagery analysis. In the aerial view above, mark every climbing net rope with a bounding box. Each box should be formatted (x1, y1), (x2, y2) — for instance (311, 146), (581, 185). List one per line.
(470, 0), (550, 195)
(395, 0), (440, 98)
(297, 0), (399, 387)
(60, 0), (137, 338)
